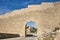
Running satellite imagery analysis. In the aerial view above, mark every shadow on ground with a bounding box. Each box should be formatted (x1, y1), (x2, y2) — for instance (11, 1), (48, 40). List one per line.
(0, 33), (20, 39)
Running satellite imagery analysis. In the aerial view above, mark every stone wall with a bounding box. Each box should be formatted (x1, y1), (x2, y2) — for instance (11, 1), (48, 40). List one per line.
(0, 2), (60, 37)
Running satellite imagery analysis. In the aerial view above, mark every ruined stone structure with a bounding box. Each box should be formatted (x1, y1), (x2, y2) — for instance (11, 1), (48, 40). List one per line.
(0, 2), (60, 38)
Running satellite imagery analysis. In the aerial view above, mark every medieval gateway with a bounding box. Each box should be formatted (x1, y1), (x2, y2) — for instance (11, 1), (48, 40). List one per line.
(0, 2), (60, 39)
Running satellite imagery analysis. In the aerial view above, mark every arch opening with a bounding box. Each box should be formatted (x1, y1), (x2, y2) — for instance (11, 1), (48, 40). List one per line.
(25, 21), (37, 37)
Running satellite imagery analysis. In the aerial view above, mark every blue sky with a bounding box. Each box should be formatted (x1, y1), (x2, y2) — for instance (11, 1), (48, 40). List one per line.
(0, 0), (59, 15)
(26, 21), (37, 28)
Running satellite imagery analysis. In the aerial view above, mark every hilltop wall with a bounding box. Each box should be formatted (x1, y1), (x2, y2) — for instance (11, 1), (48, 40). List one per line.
(0, 2), (60, 37)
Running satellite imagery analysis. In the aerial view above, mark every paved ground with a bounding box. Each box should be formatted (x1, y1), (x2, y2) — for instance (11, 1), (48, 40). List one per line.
(0, 37), (38, 40)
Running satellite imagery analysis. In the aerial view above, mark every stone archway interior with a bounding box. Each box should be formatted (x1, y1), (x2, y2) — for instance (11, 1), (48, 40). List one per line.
(25, 21), (37, 37)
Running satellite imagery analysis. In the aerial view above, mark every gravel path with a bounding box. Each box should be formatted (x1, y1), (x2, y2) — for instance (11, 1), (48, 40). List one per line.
(0, 37), (38, 40)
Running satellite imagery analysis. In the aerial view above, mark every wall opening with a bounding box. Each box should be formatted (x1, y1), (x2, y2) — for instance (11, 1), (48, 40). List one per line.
(25, 21), (37, 37)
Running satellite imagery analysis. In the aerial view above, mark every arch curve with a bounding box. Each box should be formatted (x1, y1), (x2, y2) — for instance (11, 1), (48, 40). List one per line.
(25, 21), (37, 37)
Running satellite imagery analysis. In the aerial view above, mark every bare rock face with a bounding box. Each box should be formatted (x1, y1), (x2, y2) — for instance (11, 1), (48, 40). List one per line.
(0, 1), (60, 40)
(38, 27), (60, 40)
(54, 30), (60, 40)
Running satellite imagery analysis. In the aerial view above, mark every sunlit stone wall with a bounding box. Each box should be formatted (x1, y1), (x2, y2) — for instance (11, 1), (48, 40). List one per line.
(0, 2), (60, 37)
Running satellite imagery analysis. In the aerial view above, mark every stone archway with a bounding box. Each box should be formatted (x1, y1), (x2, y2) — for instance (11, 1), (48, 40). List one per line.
(25, 21), (37, 37)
